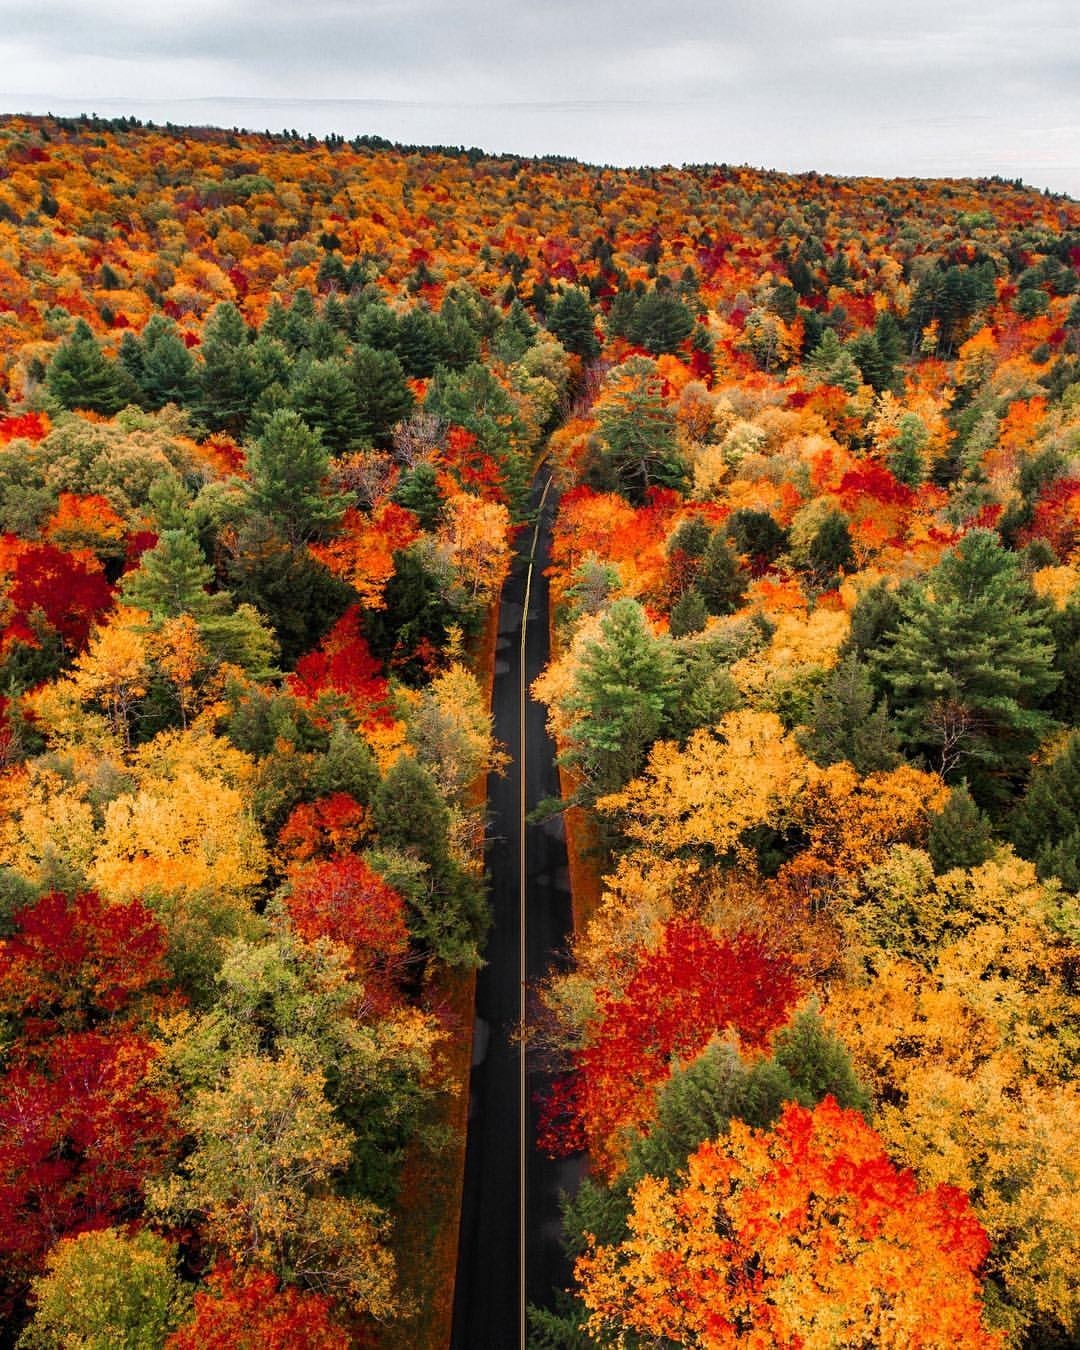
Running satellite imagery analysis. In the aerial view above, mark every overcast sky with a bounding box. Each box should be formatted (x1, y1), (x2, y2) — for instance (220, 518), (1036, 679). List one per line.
(2, 0), (1078, 195)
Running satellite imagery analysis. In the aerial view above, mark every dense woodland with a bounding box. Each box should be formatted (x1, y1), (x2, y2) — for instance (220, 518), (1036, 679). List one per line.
(0, 113), (1077, 1347)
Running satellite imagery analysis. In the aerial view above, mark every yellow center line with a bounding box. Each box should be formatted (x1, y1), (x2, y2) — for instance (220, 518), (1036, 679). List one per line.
(520, 472), (552, 1350)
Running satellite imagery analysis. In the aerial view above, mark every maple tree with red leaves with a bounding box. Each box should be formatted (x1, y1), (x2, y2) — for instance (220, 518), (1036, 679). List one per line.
(0, 1030), (180, 1301)
(0, 889), (176, 1043)
(286, 605), (393, 731)
(540, 918), (799, 1175)
(285, 854), (409, 1000)
(166, 1264), (352, 1350)
(0, 537), (113, 657)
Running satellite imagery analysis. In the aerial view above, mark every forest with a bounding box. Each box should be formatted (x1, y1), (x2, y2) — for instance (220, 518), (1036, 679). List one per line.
(0, 112), (1077, 1347)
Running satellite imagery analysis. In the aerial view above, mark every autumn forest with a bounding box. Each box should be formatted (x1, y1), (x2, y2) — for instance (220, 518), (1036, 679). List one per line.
(0, 113), (1077, 1348)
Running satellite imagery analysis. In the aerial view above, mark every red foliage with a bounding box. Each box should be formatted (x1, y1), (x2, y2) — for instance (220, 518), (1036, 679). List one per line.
(287, 606), (393, 731)
(0, 1031), (179, 1291)
(0, 412), (49, 445)
(1019, 477), (1080, 557)
(166, 1263), (351, 1350)
(0, 890), (175, 1044)
(277, 792), (368, 864)
(540, 919), (799, 1175)
(0, 537), (113, 655)
(437, 425), (507, 504)
(285, 855), (408, 998)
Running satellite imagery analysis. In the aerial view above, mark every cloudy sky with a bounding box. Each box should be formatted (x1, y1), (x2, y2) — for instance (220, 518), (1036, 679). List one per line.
(2, 0), (1078, 195)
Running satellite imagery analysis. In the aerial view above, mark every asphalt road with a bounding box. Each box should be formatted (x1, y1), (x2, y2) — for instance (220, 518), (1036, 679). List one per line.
(451, 475), (581, 1349)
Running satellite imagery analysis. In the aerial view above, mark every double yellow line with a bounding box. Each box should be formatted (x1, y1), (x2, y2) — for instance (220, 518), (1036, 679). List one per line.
(519, 473), (553, 1349)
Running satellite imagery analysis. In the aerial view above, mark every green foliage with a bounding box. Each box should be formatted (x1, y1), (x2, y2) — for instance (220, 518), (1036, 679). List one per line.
(872, 530), (1059, 800)
(247, 409), (349, 545)
(391, 461), (444, 530)
(121, 528), (214, 619)
(799, 653), (900, 775)
(669, 588), (707, 637)
(626, 289), (695, 354)
(350, 345), (413, 446)
(547, 287), (599, 359)
(563, 598), (674, 799)
(311, 722), (380, 805)
(288, 356), (363, 455)
(19, 1228), (185, 1350)
(697, 531), (747, 616)
(927, 783), (996, 873)
(1011, 733), (1080, 891)
(592, 357), (686, 503)
(46, 319), (132, 414)
(198, 302), (259, 433)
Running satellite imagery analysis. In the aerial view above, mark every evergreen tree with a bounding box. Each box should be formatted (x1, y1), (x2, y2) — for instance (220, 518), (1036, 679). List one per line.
(887, 413), (930, 487)
(1011, 732), (1080, 891)
(725, 508), (788, 569)
(46, 319), (131, 414)
(312, 722), (380, 805)
(563, 598), (673, 798)
(247, 409), (348, 545)
(626, 289), (695, 354)
(132, 314), (199, 409)
(121, 528), (213, 619)
(593, 357), (686, 502)
(669, 588), (707, 637)
(288, 356), (362, 455)
(799, 653), (900, 774)
(391, 461), (444, 530)
(806, 509), (855, 583)
(547, 287), (599, 359)
(397, 307), (446, 377)
(927, 783), (996, 874)
(349, 345), (413, 445)
(872, 529), (1059, 800)
(1047, 599), (1080, 726)
(697, 531), (747, 615)
(198, 302), (258, 432)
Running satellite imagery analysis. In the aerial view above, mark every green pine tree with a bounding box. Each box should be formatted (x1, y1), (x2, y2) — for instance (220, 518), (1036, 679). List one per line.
(927, 783), (996, 874)
(799, 653), (900, 775)
(563, 597), (673, 798)
(1011, 732), (1080, 891)
(247, 409), (348, 545)
(872, 529), (1059, 801)
(46, 319), (131, 414)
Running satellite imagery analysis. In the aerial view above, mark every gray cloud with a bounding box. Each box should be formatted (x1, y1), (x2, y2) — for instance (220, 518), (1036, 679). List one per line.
(1, 0), (1077, 194)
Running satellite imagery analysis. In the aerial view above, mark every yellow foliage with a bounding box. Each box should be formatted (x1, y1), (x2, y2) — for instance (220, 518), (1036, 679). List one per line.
(598, 710), (810, 857)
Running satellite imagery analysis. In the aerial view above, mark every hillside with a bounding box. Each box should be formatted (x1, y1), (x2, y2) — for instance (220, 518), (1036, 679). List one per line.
(0, 113), (1077, 1347)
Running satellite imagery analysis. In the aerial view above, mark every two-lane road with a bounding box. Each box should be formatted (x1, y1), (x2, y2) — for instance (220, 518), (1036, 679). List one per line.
(452, 475), (580, 1348)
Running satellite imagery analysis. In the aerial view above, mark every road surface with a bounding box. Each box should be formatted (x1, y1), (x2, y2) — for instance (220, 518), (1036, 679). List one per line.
(451, 475), (581, 1348)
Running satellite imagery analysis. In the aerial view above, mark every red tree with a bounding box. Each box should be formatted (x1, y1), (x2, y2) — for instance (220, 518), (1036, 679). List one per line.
(540, 918), (799, 1175)
(167, 1264), (351, 1350)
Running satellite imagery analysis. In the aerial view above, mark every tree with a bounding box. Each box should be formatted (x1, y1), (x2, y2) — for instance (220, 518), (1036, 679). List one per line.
(349, 345), (413, 446)
(126, 314), (199, 410)
(0, 889), (171, 1040)
(697, 530), (746, 615)
(559, 599), (674, 799)
(21, 1228), (185, 1350)
(149, 1047), (397, 1319)
(626, 289), (695, 354)
(577, 1097), (1001, 1348)
(285, 855), (407, 993)
(198, 302), (258, 433)
(547, 287), (599, 359)
(0, 1031), (179, 1297)
(593, 358), (686, 502)
(247, 410), (349, 546)
(46, 320), (131, 415)
(872, 530), (1059, 801)
(927, 783), (995, 873)
(287, 357), (362, 455)
(669, 588), (707, 637)
(1010, 731), (1080, 890)
(121, 529), (213, 619)
(167, 1265), (348, 1350)
(799, 652), (900, 775)
(540, 918), (798, 1176)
